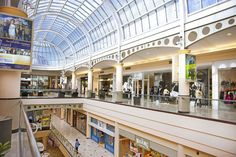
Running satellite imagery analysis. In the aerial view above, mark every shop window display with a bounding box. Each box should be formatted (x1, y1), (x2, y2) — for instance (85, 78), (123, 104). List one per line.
(72, 111), (87, 135)
(27, 110), (51, 131)
(124, 140), (168, 157)
(99, 74), (113, 97)
(122, 76), (132, 99)
(189, 69), (211, 107)
(104, 134), (114, 153)
(91, 117), (98, 124)
(219, 69), (236, 107)
(107, 124), (115, 132)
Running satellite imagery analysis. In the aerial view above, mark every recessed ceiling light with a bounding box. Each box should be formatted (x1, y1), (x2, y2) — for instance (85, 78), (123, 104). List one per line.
(227, 33), (232, 36)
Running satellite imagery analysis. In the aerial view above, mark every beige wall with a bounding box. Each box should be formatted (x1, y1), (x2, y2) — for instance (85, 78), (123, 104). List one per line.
(124, 60), (171, 75)
(219, 69), (236, 83)
(119, 138), (130, 157)
(122, 49), (236, 75)
(0, 71), (21, 98)
(197, 49), (236, 64)
(0, 100), (20, 130)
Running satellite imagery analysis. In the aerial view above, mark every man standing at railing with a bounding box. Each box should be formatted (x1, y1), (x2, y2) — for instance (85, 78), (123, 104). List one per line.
(75, 139), (80, 153)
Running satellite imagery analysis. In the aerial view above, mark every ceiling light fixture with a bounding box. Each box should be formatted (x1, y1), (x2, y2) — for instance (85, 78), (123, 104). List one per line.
(227, 33), (232, 36)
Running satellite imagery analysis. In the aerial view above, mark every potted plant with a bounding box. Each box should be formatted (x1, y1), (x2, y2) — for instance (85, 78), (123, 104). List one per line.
(0, 141), (11, 157)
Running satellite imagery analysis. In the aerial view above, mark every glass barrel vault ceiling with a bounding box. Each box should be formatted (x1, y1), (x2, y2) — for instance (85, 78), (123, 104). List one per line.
(25, 0), (180, 68)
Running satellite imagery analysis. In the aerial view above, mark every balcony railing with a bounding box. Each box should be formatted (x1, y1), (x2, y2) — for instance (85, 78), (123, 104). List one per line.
(51, 124), (81, 157)
(19, 101), (41, 157)
(20, 89), (236, 124)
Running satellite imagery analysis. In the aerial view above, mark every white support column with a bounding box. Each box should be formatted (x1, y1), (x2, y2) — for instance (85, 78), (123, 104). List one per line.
(147, 74), (150, 96)
(142, 77), (145, 98)
(116, 63), (123, 92)
(77, 76), (81, 94)
(177, 144), (185, 157)
(60, 108), (65, 119)
(71, 71), (76, 90)
(172, 55), (179, 82)
(212, 64), (219, 110)
(178, 0), (190, 113)
(114, 122), (119, 157)
(178, 50), (190, 113)
(113, 63), (123, 102)
(137, 80), (139, 96)
(55, 75), (58, 88)
(87, 69), (93, 97)
(86, 112), (91, 138)
(70, 109), (73, 126)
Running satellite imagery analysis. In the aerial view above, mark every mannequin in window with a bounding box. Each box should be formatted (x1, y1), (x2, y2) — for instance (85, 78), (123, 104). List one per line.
(195, 86), (203, 107)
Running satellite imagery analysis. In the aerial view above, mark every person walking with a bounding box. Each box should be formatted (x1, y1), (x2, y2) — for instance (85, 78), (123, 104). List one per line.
(75, 139), (80, 153)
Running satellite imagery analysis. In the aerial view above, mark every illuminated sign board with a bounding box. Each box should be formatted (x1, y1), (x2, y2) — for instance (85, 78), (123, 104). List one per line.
(0, 13), (33, 71)
(185, 54), (197, 81)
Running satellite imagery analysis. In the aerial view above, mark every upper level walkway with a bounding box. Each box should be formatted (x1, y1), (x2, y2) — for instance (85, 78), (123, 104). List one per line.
(21, 94), (236, 125)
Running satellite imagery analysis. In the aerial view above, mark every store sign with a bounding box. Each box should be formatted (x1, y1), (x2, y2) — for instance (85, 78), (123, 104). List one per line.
(185, 54), (196, 81)
(0, 13), (33, 71)
(133, 73), (143, 80)
(135, 136), (149, 150)
(98, 121), (106, 129)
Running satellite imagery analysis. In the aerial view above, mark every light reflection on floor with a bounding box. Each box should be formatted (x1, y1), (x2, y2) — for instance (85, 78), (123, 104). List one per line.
(51, 115), (114, 157)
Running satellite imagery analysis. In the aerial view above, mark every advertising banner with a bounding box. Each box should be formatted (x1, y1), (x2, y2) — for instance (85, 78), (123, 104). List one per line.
(185, 54), (196, 81)
(0, 13), (33, 71)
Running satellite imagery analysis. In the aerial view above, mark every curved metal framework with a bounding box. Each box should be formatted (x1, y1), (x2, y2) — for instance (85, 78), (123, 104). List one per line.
(25, 0), (229, 70)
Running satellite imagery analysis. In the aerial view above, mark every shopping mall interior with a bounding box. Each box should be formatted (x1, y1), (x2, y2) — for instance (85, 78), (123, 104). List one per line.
(0, 0), (236, 157)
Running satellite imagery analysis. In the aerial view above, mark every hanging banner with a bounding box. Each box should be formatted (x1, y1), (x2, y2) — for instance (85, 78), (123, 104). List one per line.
(185, 54), (196, 81)
(0, 13), (33, 71)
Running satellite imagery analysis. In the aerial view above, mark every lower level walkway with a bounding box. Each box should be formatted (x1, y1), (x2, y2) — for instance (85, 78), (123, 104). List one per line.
(51, 115), (114, 157)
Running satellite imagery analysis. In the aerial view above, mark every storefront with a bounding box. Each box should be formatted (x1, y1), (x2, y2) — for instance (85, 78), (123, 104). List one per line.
(90, 117), (115, 154)
(119, 129), (177, 157)
(80, 77), (88, 94)
(27, 110), (51, 130)
(98, 73), (113, 97)
(212, 59), (236, 110)
(218, 67), (236, 109)
(73, 111), (87, 135)
(189, 68), (212, 106)
(122, 71), (171, 98)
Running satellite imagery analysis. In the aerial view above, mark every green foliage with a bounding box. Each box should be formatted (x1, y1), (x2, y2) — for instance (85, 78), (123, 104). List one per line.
(0, 141), (11, 157)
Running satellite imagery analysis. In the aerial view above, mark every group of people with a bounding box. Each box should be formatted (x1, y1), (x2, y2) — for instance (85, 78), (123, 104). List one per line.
(150, 82), (178, 103)
(0, 18), (31, 41)
(0, 46), (30, 56)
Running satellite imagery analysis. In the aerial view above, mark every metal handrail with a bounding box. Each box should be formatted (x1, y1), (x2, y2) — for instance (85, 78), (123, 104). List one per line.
(51, 124), (81, 157)
(20, 102), (41, 157)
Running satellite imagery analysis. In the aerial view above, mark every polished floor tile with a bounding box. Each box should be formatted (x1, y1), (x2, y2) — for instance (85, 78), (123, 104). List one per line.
(51, 115), (114, 157)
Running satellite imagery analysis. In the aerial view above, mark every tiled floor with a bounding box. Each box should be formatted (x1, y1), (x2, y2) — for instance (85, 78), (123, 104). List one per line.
(51, 115), (114, 157)
(101, 97), (236, 123)
(45, 144), (64, 157)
